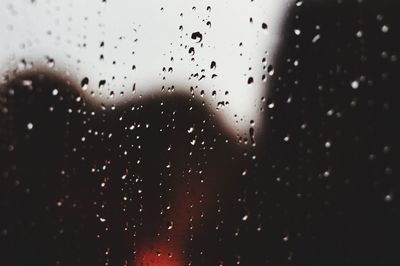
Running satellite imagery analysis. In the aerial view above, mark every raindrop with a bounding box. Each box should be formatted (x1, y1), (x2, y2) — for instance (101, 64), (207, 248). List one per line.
(262, 57), (267, 66)
(22, 80), (32, 87)
(350, 80), (359, 89)
(167, 221), (174, 230)
(312, 34), (321, 43)
(191, 32), (203, 43)
(249, 127), (256, 145)
(268, 102), (275, 109)
(384, 193), (393, 202)
(187, 126), (194, 133)
(296, 0), (303, 6)
(81, 77), (89, 91)
(325, 141), (331, 148)
(267, 65), (274, 76)
(383, 145), (391, 153)
(381, 25), (389, 33)
(98, 79), (106, 89)
(210, 61), (216, 70)
(46, 57), (55, 68)
(261, 23), (268, 32)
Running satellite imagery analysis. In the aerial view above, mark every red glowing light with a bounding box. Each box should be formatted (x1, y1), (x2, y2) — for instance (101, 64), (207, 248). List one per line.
(133, 243), (183, 266)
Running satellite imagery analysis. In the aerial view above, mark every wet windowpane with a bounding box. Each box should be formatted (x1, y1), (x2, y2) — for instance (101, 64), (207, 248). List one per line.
(0, 1), (399, 265)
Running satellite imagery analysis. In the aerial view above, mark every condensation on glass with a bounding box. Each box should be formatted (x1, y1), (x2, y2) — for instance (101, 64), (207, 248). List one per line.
(1, 0), (399, 265)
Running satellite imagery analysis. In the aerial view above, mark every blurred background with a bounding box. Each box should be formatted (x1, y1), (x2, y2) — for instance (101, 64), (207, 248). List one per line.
(0, 0), (399, 265)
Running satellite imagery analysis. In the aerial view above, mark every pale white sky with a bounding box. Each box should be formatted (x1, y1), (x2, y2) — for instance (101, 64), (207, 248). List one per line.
(0, 0), (295, 139)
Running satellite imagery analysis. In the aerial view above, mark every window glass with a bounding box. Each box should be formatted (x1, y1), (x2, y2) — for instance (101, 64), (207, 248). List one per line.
(1, 0), (399, 265)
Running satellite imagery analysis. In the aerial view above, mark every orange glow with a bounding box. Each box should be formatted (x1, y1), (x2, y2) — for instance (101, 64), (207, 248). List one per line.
(133, 243), (183, 266)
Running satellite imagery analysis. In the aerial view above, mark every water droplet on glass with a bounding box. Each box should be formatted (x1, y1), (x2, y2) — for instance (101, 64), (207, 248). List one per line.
(210, 61), (216, 70)
(381, 25), (389, 33)
(325, 141), (331, 148)
(167, 221), (174, 230)
(384, 193), (393, 202)
(312, 34), (321, 43)
(350, 80), (359, 89)
(268, 102), (275, 109)
(261, 23), (268, 33)
(295, 0), (303, 7)
(98, 79), (106, 89)
(81, 77), (89, 91)
(247, 77), (254, 85)
(46, 57), (55, 68)
(191, 32), (203, 43)
(267, 65), (275, 76)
